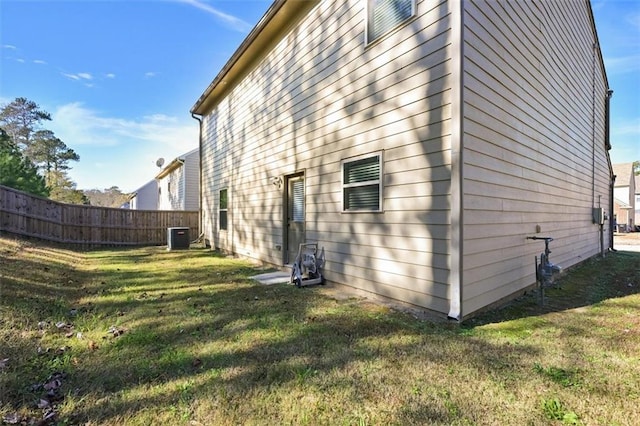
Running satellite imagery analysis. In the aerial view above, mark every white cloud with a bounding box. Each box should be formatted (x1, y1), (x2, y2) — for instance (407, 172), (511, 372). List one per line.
(62, 73), (80, 81)
(50, 102), (198, 149)
(627, 11), (640, 30)
(612, 117), (640, 137)
(178, 0), (252, 32)
(61, 72), (97, 87)
(51, 102), (198, 147)
(604, 54), (640, 74)
(144, 71), (157, 78)
(105, 73), (116, 79)
(33, 59), (47, 64)
(16, 58), (25, 63)
(3, 44), (17, 50)
(50, 103), (199, 191)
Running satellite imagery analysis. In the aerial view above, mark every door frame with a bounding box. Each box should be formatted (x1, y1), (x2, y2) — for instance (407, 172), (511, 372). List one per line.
(283, 171), (305, 265)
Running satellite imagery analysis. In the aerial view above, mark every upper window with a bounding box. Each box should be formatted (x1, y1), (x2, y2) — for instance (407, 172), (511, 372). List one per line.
(342, 152), (383, 212)
(366, 0), (416, 44)
(219, 189), (228, 231)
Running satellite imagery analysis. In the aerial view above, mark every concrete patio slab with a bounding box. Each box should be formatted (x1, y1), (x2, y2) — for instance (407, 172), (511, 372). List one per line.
(251, 271), (291, 285)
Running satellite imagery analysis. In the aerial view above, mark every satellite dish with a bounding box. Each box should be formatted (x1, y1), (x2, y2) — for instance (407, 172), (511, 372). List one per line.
(155, 158), (165, 168)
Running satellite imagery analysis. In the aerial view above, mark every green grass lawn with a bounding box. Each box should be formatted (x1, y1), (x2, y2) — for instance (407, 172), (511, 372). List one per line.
(1, 235), (639, 425)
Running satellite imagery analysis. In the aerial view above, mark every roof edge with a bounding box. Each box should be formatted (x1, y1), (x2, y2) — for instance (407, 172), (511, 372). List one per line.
(190, 0), (287, 115)
(156, 158), (185, 179)
(191, 0), (319, 115)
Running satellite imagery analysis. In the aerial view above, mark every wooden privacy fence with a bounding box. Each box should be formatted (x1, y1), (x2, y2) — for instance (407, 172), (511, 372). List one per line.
(0, 185), (199, 247)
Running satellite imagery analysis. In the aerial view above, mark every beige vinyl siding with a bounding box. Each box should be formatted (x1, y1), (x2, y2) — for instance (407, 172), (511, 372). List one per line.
(461, 0), (610, 316)
(157, 174), (173, 209)
(160, 168), (182, 210)
(200, 0), (455, 312)
(182, 150), (200, 211)
(173, 167), (185, 210)
(155, 150), (200, 211)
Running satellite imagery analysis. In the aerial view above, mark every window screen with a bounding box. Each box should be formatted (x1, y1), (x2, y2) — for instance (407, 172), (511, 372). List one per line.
(367, 0), (415, 43)
(343, 154), (382, 211)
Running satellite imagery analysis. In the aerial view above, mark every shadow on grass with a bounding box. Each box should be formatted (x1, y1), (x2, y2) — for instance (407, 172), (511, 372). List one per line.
(1, 242), (531, 423)
(465, 250), (640, 328)
(4, 239), (638, 424)
(67, 281), (539, 424)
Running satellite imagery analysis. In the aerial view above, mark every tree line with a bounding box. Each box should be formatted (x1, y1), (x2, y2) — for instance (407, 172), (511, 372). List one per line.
(0, 97), (129, 207)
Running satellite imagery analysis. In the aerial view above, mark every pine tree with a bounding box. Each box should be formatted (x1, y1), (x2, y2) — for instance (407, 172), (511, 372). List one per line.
(46, 170), (89, 204)
(0, 97), (51, 158)
(1, 97), (86, 203)
(0, 129), (49, 197)
(29, 129), (80, 174)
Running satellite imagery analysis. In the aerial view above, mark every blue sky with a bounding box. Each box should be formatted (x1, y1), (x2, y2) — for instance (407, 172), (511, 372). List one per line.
(593, 0), (640, 167)
(0, 0), (270, 192)
(1, 0), (638, 192)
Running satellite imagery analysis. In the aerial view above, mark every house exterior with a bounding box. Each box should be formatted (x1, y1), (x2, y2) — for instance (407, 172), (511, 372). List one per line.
(191, 0), (612, 319)
(636, 175), (640, 227)
(612, 162), (636, 231)
(129, 179), (158, 210)
(614, 198), (633, 232)
(156, 148), (200, 211)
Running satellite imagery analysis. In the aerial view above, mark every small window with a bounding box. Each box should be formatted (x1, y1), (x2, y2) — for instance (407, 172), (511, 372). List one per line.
(342, 152), (383, 212)
(219, 189), (228, 231)
(366, 0), (416, 44)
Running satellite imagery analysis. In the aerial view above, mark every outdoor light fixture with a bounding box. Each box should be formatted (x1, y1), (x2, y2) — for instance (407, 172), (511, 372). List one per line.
(269, 176), (283, 189)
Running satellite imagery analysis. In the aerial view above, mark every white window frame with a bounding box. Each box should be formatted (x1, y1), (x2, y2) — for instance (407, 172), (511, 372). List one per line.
(341, 151), (383, 213)
(365, 0), (417, 45)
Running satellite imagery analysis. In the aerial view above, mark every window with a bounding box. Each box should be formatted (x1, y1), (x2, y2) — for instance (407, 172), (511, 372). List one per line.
(366, 0), (416, 44)
(219, 189), (228, 230)
(342, 152), (383, 212)
(291, 179), (304, 222)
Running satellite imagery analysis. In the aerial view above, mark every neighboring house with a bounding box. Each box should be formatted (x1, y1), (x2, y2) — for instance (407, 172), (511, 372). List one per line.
(156, 148), (200, 211)
(613, 198), (633, 232)
(129, 179), (158, 210)
(612, 162), (636, 231)
(636, 175), (640, 228)
(191, 0), (612, 319)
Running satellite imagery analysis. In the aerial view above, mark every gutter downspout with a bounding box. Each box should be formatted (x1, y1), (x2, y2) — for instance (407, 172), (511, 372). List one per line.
(605, 90), (613, 151)
(180, 158), (186, 211)
(591, 43), (597, 208)
(191, 113), (203, 244)
(610, 174), (616, 251)
(605, 89), (614, 251)
(448, 0), (464, 321)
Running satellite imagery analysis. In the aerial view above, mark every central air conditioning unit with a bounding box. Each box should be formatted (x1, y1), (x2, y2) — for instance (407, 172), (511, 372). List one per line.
(167, 227), (190, 250)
